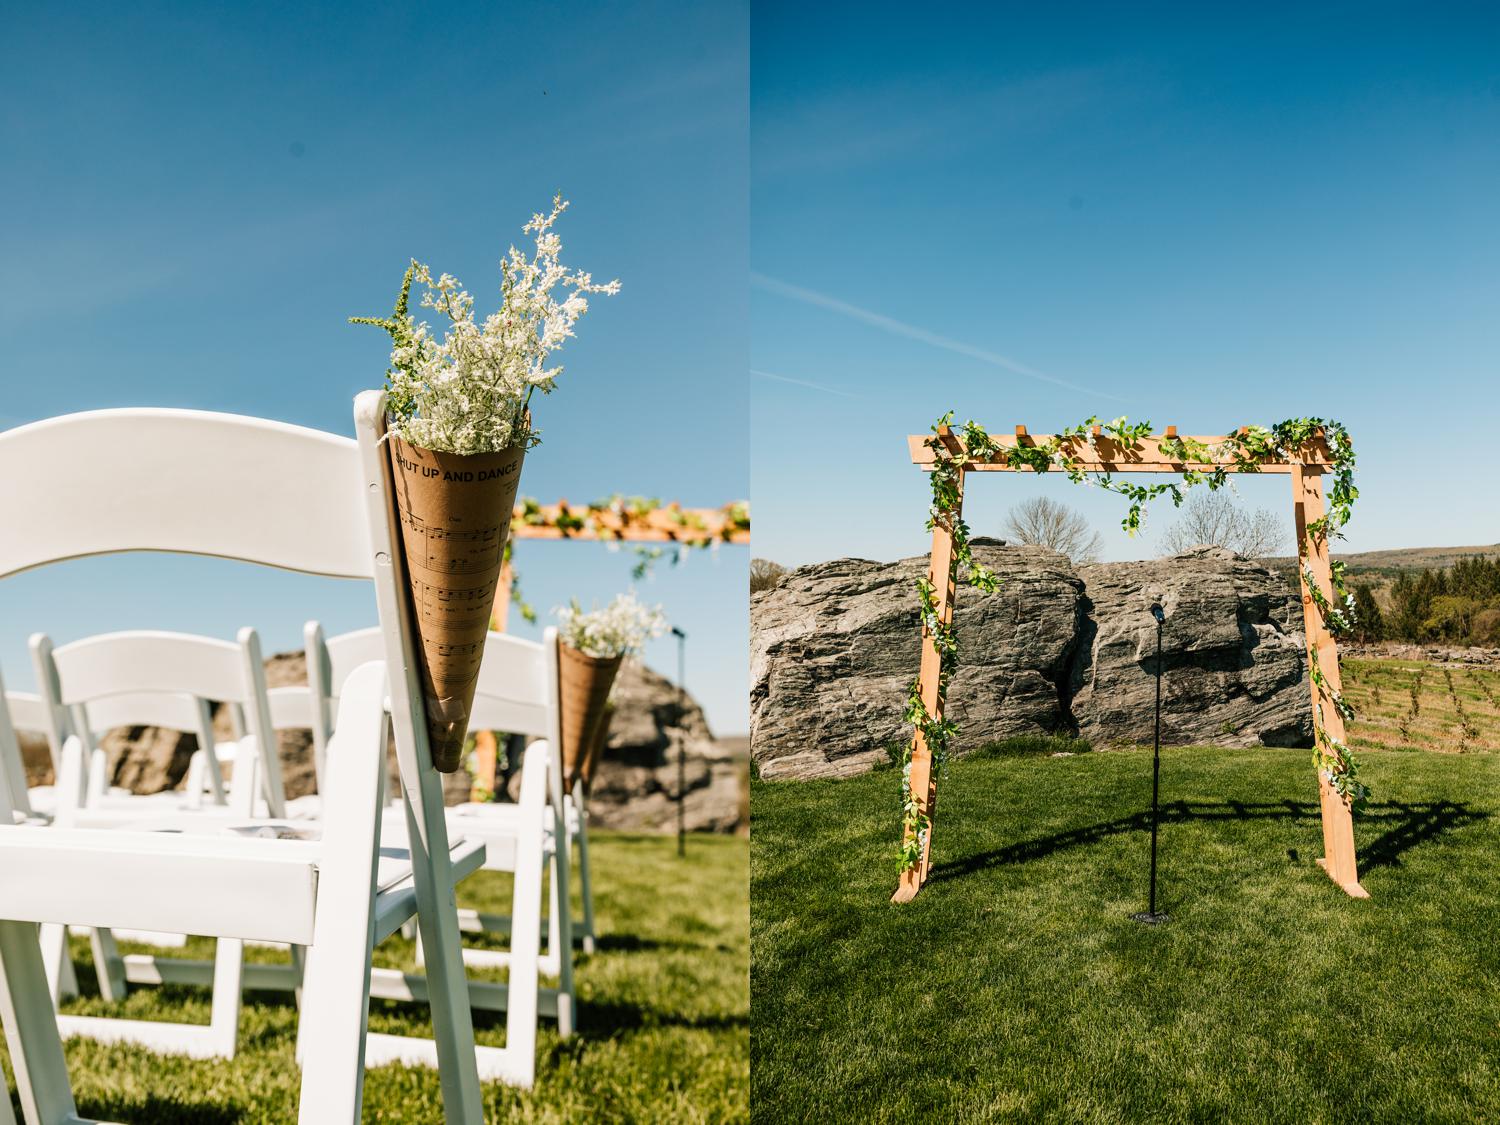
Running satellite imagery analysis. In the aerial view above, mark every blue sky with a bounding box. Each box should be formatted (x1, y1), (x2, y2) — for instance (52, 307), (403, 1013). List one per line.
(0, 2), (749, 732)
(752, 2), (1499, 568)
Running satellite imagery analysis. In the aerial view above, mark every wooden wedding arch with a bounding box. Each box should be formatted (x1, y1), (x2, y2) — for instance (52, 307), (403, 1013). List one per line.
(894, 423), (1364, 903)
(471, 497), (750, 798)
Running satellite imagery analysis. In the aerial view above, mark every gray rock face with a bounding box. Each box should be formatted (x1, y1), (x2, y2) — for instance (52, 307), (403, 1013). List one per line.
(1071, 548), (1311, 749)
(580, 658), (746, 834)
(750, 544), (1313, 779)
(751, 541), (1083, 779)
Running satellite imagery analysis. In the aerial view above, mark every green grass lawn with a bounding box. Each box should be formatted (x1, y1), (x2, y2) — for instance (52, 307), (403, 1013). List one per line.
(751, 745), (1500, 1123)
(3, 830), (748, 1124)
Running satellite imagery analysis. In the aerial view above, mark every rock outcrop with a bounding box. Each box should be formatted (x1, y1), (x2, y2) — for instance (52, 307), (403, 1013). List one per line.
(750, 542), (1082, 779)
(751, 544), (1313, 779)
(1070, 548), (1310, 749)
(18, 648), (744, 833)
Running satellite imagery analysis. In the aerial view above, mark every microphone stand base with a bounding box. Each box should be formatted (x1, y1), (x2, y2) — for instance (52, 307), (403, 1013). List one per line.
(1130, 911), (1171, 926)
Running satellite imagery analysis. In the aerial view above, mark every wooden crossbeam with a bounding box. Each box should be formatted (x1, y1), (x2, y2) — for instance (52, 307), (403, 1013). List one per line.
(509, 502), (750, 544)
(908, 431), (1333, 473)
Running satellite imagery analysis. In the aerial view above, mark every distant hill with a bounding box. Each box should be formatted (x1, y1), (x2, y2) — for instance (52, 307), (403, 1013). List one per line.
(1262, 543), (1500, 596)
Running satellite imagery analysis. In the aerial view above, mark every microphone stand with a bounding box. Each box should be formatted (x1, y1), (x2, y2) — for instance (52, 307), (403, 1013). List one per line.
(1132, 603), (1170, 926)
(672, 626), (687, 857)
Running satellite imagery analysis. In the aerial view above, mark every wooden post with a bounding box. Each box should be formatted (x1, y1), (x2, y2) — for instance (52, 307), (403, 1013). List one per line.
(492, 555), (513, 632)
(467, 557), (513, 802)
(1291, 464), (1367, 898)
(892, 467), (964, 903)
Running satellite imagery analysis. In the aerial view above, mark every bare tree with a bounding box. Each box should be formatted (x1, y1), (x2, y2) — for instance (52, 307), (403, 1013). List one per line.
(1160, 489), (1287, 559)
(750, 557), (789, 592)
(1003, 497), (1104, 564)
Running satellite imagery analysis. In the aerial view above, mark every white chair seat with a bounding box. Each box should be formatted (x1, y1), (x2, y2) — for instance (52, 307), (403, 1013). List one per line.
(23, 785), (163, 816)
(0, 822), (484, 948)
(0, 827), (321, 945)
(388, 805), (556, 873)
(450, 800), (580, 834)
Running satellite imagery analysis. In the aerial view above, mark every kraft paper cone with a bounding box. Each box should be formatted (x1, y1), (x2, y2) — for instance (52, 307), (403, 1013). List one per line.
(577, 702), (614, 791)
(388, 433), (524, 772)
(558, 642), (622, 795)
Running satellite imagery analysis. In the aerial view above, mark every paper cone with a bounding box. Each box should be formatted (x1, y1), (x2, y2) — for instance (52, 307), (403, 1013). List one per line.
(577, 702), (614, 792)
(558, 642), (622, 794)
(387, 432), (524, 772)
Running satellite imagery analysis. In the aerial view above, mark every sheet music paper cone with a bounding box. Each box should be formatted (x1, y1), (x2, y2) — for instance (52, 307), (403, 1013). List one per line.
(577, 701), (615, 793)
(388, 434), (525, 772)
(558, 643), (622, 794)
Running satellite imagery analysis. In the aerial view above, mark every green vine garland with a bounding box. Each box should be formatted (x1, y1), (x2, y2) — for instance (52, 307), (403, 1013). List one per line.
(898, 413), (1364, 873)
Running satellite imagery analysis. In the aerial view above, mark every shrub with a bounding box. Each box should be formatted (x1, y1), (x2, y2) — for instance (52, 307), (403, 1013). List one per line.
(750, 558), (788, 593)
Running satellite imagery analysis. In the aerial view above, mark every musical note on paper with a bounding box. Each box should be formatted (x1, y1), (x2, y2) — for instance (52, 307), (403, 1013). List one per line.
(400, 511), (504, 575)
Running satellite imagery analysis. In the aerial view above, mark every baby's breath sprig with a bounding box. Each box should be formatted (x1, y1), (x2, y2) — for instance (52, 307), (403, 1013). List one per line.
(351, 195), (619, 455)
(556, 591), (667, 659)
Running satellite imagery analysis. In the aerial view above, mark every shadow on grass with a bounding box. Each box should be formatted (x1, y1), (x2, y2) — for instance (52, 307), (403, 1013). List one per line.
(574, 999), (749, 1036)
(77, 1094), (243, 1124)
(1359, 799), (1488, 870)
(591, 932), (737, 955)
(466, 996), (747, 1039)
(929, 798), (1489, 883)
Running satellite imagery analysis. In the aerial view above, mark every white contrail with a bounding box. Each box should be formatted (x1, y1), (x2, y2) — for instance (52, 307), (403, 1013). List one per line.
(751, 369), (863, 399)
(751, 272), (1123, 400)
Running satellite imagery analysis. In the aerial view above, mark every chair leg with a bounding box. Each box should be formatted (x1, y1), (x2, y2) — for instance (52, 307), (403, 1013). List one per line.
(54, 936), (77, 1002)
(546, 853), (561, 960)
(400, 780), (485, 1121)
(504, 752), (547, 1089)
(295, 915), (377, 1119)
(289, 944), (306, 1007)
(574, 802), (597, 955)
(0, 1058), (14, 1125)
(88, 927), (127, 1004)
(37, 926), (68, 1008)
(551, 804), (575, 1038)
(85, 747), (109, 804)
(207, 939), (245, 1059)
(294, 675), (390, 1122)
(0, 920), (80, 1125)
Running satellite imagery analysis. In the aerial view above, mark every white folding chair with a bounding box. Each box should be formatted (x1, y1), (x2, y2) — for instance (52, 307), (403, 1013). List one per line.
(442, 630), (597, 960)
(59, 625), (560, 1078)
(28, 628), (299, 1026)
(0, 394), (523, 1123)
(0, 673), (48, 824)
(312, 625), (580, 1035)
(33, 630), (284, 828)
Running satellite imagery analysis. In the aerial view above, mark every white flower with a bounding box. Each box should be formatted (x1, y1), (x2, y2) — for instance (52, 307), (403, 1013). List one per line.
(555, 591), (668, 659)
(378, 195), (620, 455)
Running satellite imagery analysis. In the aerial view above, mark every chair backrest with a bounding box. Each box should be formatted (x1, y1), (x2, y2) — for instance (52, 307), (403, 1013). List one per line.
(319, 626), (553, 739)
(2, 690), (53, 740)
(313, 620), (563, 809)
(0, 396), (484, 1090)
(31, 629), (284, 814)
(0, 407), (383, 823)
(0, 397), (470, 985)
(0, 408), (372, 580)
(266, 686), (318, 732)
